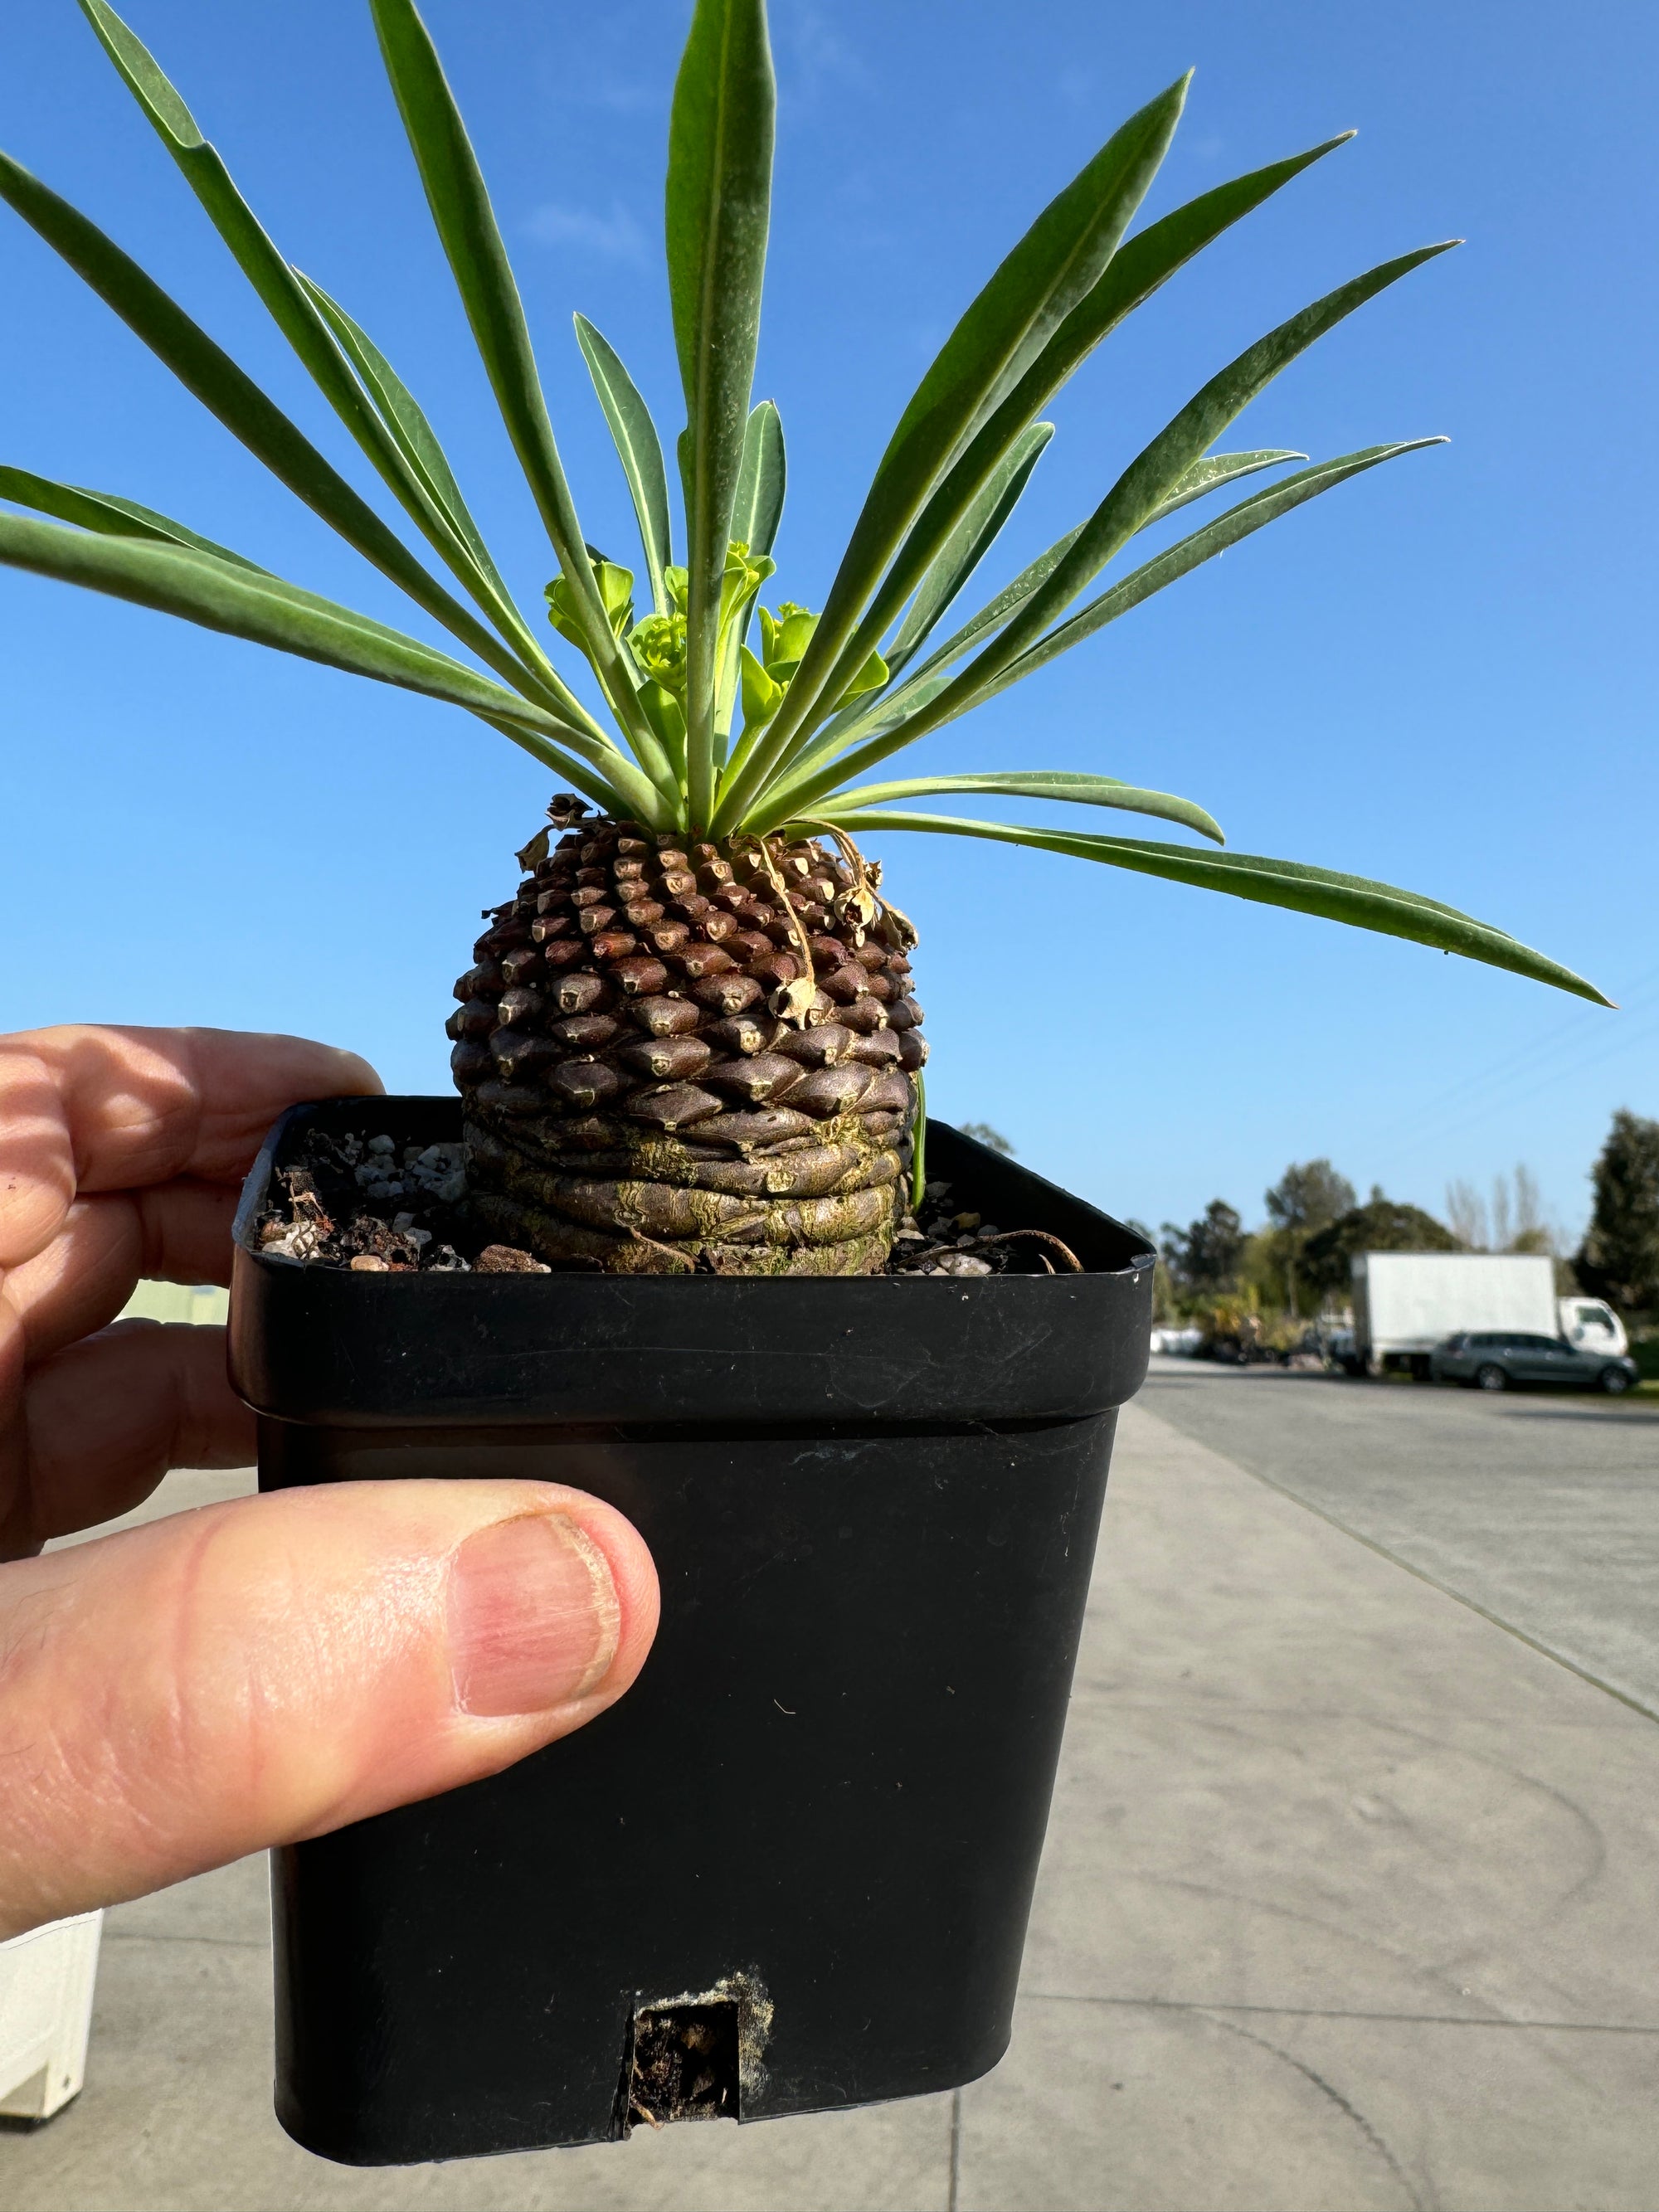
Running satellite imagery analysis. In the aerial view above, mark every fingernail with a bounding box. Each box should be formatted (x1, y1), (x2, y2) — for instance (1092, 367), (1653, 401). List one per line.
(447, 1514), (621, 1717)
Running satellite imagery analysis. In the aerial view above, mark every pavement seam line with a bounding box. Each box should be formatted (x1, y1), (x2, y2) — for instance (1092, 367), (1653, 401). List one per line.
(1021, 1994), (1659, 2034)
(946, 2087), (962, 2212)
(1211, 1441), (1659, 1728)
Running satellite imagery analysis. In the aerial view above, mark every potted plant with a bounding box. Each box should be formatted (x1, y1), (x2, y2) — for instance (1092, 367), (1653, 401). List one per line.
(0, 0), (1601, 2166)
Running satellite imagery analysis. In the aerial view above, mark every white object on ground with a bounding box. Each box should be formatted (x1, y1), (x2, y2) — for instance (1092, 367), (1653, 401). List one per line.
(1150, 1325), (1203, 1355)
(0, 1913), (102, 2122)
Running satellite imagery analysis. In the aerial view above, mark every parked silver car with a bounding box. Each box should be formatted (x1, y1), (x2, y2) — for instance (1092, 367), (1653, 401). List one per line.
(1430, 1330), (1637, 1394)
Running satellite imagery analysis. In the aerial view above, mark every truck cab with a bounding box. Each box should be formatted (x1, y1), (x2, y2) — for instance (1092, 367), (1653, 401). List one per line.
(1557, 1297), (1627, 1357)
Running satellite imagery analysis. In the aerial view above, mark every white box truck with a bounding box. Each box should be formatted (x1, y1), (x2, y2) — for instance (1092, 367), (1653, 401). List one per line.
(1345, 1252), (1626, 1378)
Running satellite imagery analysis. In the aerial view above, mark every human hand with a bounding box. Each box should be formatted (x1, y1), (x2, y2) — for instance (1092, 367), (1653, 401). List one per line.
(0, 1026), (658, 1937)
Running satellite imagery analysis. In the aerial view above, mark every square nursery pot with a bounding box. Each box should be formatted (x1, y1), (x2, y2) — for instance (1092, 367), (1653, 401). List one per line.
(228, 1100), (1152, 2166)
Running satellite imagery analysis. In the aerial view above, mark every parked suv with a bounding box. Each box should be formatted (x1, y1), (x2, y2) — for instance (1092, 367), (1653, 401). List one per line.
(1430, 1330), (1638, 1394)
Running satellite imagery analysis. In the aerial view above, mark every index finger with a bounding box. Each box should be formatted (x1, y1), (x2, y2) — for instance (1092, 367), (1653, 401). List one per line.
(0, 1026), (382, 1269)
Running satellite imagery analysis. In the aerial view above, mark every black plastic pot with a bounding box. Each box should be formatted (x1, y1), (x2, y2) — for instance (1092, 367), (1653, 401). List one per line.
(229, 1099), (1152, 2166)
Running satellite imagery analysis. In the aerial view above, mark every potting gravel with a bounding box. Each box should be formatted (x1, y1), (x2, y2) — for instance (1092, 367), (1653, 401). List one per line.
(254, 1129), (1075, 1276)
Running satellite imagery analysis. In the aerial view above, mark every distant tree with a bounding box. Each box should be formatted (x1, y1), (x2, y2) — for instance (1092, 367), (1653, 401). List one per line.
(1575, 1111), (1659, 1314)
(1264, 1160), (1356, 1236)
(1444, 1164), (1554, 1254)
(960, 1121), (1014, 1155)
(1263, 1159), (1356, 1315)
(1302, 1190), (1460, 1300)
(1506, 1165), (1554, 1255)
(1160, 1199), (1246, 1301)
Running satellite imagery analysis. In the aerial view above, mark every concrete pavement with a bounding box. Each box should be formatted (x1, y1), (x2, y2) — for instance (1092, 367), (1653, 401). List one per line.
(7, 1389), (1659, 2210)
(1142, 1357), (1659, 1714)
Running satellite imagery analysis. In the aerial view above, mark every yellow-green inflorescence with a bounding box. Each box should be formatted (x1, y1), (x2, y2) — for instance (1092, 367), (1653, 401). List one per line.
(545, 543), (886, 796)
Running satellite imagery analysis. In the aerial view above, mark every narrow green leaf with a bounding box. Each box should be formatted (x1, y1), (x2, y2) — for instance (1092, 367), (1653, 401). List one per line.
(573, 314), (675, 616)
(73, 0), (535, 635)
(989, 440), (1444, 698)
(819, 810), (1610, 1005)
(771, 134), (1358, 776)
(713, 73), (1189, 830)
(0, 508), (671, 820)
(806, 770), (1224, 843)
(781, 450), (1305, 798)
(761, 522), (1086, 805)
(894, 524), (1086, 690)
(882, 422), (1053, 679)
(0, 464), (270, 571)
(1142, 448), (1304, 527)
(726, 399), (786, 677)
(0, 144), (549, 701)
(297, 274), (502, 591)
(73, 0), (377, 454)
(732, 399), (786, 561)
(772, 437), (1444, 824)
(819, 244), (1459, 793)
(666, 0), (776, 829)
(366, 0), (640, 720)
(293, 270), (605, 733)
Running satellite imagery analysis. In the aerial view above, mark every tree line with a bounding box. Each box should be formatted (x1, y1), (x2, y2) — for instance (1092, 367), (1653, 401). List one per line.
(1156, 1109), (1659, 1323)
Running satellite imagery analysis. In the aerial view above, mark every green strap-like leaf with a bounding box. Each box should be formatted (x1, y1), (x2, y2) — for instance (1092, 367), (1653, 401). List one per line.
(732, 399), (786, 562)
(783, 450), (1303, 795)
(795, 450), (1298, 790)
(713, 73), (1188, 831)
(907, 75), (1187, 456)
(751, 126), (1347, 791)
(293, 271), (606, 737)
(296, 275), (503, 596)
(765, 523), (1087, 804)
(0, 508), (668, 820)
(883, 422), (1053, 678)
(991, 439), (1444, 696)
(770, 439), (1443, 824)
(830, 244), (1457, 784)
(574, 314), (675, 616)
(819, 809), (1609, 1004)
(803, 770), (1224, 843)
(666, 0), (776, 829)
(826, 139), (1355, 711)
(0, 144), (552, 703)
(727, 399), (786, 674)
(1142, 448), (1303, 527)
(0, 464), (271, 572)
(366, 0), (640, 723)
(891, 525), (1085, 691)
(767, 139), (1355, 789)
(73, 0), (547, 649)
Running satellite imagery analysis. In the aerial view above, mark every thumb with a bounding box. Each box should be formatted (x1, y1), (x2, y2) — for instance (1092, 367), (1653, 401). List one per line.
(0, 1480), (659, 1937)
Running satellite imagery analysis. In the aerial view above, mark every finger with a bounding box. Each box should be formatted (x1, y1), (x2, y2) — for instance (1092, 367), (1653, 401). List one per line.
(4, 1183), (237, 1364)
(0, 1027), (381, 1267)
(3, 1322), (254, 1557)
(0, 1480), (659, 1936)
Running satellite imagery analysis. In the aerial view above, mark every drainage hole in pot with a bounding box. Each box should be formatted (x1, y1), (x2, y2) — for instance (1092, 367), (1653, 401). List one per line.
(627, 2001), (738, 2129)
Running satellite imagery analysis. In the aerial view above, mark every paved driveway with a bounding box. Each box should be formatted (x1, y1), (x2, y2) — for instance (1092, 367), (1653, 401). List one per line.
(1141, 1357), (1659, 1714)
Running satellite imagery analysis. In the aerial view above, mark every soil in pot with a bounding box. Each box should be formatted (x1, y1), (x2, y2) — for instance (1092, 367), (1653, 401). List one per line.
(251, 1115), (1083, 1280)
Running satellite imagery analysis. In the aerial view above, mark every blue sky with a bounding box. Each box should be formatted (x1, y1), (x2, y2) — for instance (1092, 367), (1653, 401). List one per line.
(2, 0), (1653, 1247)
